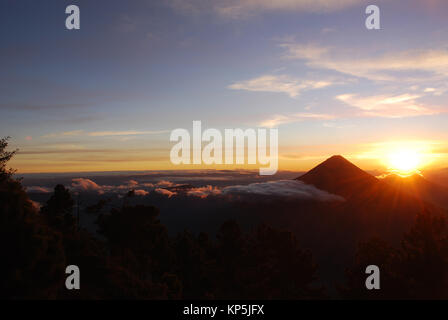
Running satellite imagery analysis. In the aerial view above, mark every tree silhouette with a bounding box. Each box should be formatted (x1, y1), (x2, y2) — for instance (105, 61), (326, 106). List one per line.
(341, 213), (448, 299)
(399, 213), (448, 299)
(247, 224), (323, 299)
(41, 184), (75, 231)
(0, 137), (17, 182)
(0, 138), (66, 298)
(173, 230), (213, 298)
(97, 205), (179, 298)
(0, 136), (324, 299)
(0, 138), (169, 299)
(208, 221), (324, 299)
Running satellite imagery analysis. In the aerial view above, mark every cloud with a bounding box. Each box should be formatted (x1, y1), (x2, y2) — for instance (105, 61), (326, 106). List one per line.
(87, 130), (168, 137)
(229, 74), (332, 98)
(134, 189), (149, 196)
(282, 43), (330, 61)
(336, 93), (441, 118)
(19, 148), (117, 155)
(321, 27), (336, 34)
(43, 130), (168, 138)
(61, 130), (85, 136)
(156, 180), (179, 188)
(186, 185), (222, 198)
(423, 86), (447, 96)
(154, 188), (177, 198)
(67, 178), (151, 195)
(281, 43), (448, 82)
(259, 112), (336, 128)
(25, 174), (344, 204)
(72, 178), (104, 194)
(26, 186), (52, 193)
(150, 179), (343, 202)
(222, 180), (344, 201)
(141, 182), (156, 187)
(29, 200), (42, 211)
(40, 178), (188, 196)
(0, 103), (88, 112)
(168, 0), (366, 18)
(42, 130), (85, 138)
(127, 180), (139, 187)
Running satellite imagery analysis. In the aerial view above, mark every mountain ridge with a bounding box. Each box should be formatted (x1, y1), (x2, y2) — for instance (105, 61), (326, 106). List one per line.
(295, 155), (446, 233)
(381, 173), (448, 209)
(296, 155), (378, 199)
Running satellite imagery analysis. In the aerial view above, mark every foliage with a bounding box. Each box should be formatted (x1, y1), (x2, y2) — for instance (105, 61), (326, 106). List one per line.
(0, 137), (17, 182)
(0, 138), (323, 299)
(341, 213), (448, 299)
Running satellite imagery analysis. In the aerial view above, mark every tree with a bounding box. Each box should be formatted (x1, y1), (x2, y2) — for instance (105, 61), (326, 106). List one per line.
(41, 184), (76, 230)
(0, 138), (66, 298)
(210, 221), (324, 299)
(339, 238), (404, 299)
(399, 214), (448, 299)
(97, 205), (178, 298)
(0, 137), (17, 182)
(246, 224), (323, 299)
(0, 136), (324, 299)
(341, 213), (448, 299)
(173, 230), (212, 299)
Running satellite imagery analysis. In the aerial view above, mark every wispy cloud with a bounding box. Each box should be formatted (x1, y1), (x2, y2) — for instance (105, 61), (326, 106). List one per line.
(259, 112), (336, 128)
(229, 74), (333, 98)
(26, 186), (52, 193)
(87, 130), (168, 137)
(43, 130), (168, 138)
(169, 0), (366, 18)
(321, 27), (336, 34)
(336, 93), (441, 118)
(18, 148), (117, 155)
(0, 103), (88, 111)
(423, 86), (447, 96)
(281, 43), (448, 82)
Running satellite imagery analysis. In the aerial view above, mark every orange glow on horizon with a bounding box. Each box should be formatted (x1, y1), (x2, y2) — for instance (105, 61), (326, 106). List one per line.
(9, 140), (447, 174)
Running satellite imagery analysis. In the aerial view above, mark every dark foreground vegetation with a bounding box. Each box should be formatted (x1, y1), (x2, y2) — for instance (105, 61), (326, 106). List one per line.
(1, 137), (448, 299)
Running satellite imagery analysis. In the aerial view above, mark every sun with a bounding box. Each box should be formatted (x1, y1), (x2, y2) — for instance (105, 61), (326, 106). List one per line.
(387, 148), (422, 176)
(373, 140), (436, 177)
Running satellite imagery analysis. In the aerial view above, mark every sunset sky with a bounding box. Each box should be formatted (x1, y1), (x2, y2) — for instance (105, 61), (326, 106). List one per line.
(2, 0), (448, 173)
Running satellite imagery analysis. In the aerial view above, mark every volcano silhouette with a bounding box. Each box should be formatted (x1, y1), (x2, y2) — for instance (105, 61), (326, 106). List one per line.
(296, 155), (377, 199)
(294, 155), (445, 242)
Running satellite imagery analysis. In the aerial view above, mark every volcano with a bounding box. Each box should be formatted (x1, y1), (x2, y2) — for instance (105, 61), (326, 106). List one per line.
(296, 155), (378, 199)
(293, 155), (446, 243)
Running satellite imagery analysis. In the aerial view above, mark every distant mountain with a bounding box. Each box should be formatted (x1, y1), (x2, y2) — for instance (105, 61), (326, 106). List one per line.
(382, 173), (448, 209)
(296, 155), (378, 199)
(293, 155), (446, 244)
(422, 168), (448, 188)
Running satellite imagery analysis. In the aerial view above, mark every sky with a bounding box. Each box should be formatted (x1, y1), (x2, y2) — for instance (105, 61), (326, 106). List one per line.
(2, 0), (448, 173)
